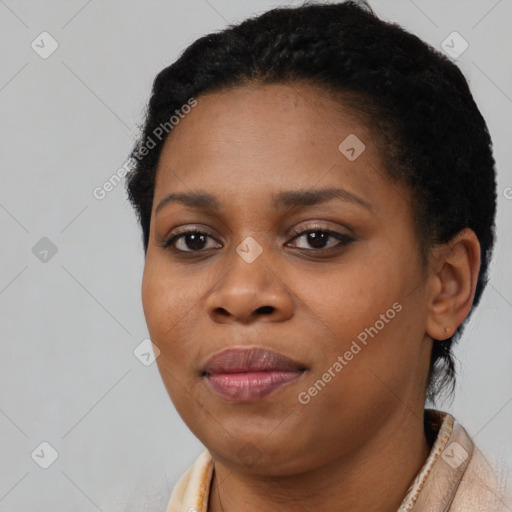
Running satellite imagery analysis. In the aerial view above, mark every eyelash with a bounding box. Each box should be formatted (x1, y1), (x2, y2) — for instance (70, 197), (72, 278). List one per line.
(159, 225), (355, 255)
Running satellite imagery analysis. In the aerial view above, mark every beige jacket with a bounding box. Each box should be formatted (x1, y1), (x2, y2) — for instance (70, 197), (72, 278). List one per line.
(166, 409), (511, 511)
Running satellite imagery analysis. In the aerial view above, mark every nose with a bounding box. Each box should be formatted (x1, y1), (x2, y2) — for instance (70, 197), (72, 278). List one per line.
(205, 245), (295, 324)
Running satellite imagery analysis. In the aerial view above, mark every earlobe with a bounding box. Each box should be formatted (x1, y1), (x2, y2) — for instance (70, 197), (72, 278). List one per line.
(425, 228), (481, 341)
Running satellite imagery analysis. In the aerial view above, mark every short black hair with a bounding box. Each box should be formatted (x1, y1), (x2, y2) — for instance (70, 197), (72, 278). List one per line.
(125, 0), (497, 404)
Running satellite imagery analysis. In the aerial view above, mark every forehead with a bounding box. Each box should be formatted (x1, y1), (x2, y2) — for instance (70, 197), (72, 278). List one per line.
(153, 83), (393, 211)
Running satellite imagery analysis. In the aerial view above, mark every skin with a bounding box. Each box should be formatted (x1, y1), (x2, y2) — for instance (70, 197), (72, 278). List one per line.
(141, 82), (481, 512)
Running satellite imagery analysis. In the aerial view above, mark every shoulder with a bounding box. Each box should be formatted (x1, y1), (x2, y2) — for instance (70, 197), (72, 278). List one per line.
(427, 409), (512, 511)
(450, 440), (512, 511)
(400, 409), (512, 511)
(165, 449), (214, 512)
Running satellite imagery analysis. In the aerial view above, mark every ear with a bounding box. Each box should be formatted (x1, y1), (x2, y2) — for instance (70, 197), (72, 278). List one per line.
(425, 228), (481, 341)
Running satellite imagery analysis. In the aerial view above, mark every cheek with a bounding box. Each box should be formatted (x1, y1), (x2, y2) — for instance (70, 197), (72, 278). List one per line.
(141, 263), (199, 407)
(299, 256), (402, 332)
(141, 262), (166, 335)
(318, 298), (425, 420)
(299, 252), (422, 390)
(141, 259), (191, 346)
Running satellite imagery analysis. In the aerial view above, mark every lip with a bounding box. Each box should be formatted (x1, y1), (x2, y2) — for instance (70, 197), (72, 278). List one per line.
(201, 347), (308, 403)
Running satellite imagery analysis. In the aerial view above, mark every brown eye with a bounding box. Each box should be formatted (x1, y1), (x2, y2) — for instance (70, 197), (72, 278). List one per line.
(161, 229), (221, 252)
(287, 228), (354, 251)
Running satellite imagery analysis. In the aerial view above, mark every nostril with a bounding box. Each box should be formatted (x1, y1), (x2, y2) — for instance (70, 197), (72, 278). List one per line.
(256, 306), (275, 315)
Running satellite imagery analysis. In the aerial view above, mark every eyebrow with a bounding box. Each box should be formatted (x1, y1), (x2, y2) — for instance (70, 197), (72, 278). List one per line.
(155, 187), (372, 215)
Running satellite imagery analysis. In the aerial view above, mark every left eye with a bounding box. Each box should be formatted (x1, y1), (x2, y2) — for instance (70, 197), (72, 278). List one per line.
(286, 229), (354, 250)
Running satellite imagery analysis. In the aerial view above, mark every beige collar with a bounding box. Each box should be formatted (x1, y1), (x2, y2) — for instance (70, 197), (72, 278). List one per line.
(398, 408), (471, 511)
(166, 409), (508, 512)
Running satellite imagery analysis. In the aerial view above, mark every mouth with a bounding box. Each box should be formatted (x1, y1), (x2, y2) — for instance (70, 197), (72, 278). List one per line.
(201, 346), (308, 403)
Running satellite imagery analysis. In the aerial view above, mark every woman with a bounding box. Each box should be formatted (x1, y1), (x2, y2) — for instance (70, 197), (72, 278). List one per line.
(125, 1), (511, 510)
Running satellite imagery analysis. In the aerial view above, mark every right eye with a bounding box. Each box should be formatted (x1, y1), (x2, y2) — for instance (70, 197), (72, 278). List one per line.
(159, 228), (222, 253)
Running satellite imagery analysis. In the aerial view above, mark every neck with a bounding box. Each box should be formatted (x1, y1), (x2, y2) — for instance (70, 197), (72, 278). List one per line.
(207, 407), (432, 512)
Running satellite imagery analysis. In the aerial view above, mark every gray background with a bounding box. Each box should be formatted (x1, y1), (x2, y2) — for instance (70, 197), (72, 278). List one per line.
(1, 0), (511, 510)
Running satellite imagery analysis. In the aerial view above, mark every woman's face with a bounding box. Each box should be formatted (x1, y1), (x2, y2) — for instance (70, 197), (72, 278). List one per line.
(142, 83), (433, 474)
